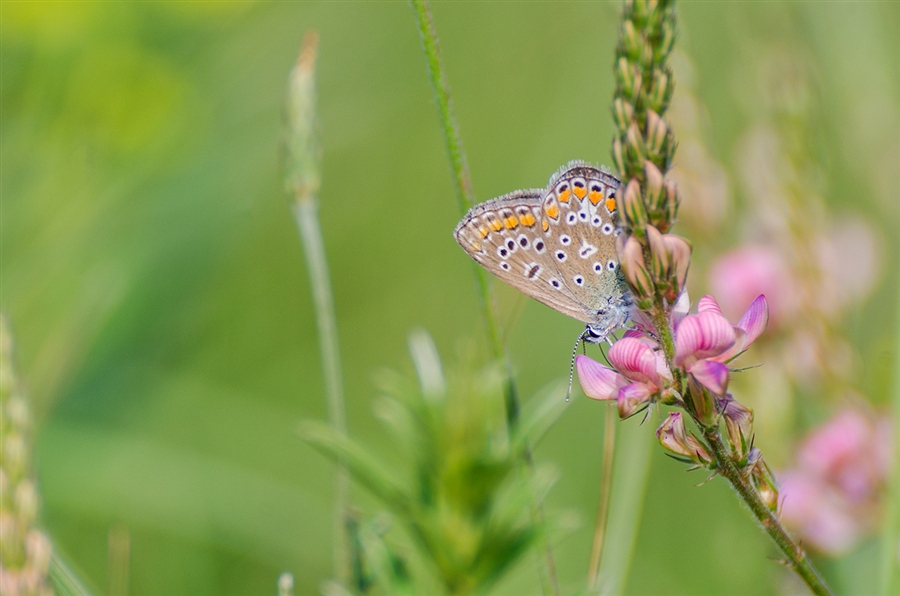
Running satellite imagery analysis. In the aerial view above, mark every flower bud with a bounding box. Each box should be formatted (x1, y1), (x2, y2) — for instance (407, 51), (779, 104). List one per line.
(14, 480), (37, 528)
(611, 138), (626, 177)
(615, 57), (641, 102)
(619, 234), (653, 299)
(654, 22), (676, 64)
(645, 225), (669, 283)
(612, 98), (634, 135)
(639, 41), (655, 72)
(25, 530), (52, 574)
(645, 110), (671, 165)
(0, 511), (21, 560)
(722, 397), (754, 460)
(646, 68), (674, 115)
(664, 178), (679, 227)
(686, 377), (717, 428)
(621, 20), (642, 60)
(620, 178), (648, 233)
(747, 449), (779, 511)
(643, 160), (665, 213)
(630, 0), (650, 24)
(625, 122), (647, 169)
(656, 412), (712, 466)
(3, 432), (26, 482)
(661, 233), (691, 301)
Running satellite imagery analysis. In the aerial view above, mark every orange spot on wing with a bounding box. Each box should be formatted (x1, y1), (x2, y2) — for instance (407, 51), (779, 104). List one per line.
(519, 212), (536, 226)
(589, 190), (603, 205)
(505, 215), (519, 229)
(488, 218), (503, 231)
(557, 188), (571, 203)
(545, 203), (559, 219)
(573, 186), (587, 199)
(542, 219), (550, 232)
(605, 197), (617, 212)
(479, 226), (490, 238)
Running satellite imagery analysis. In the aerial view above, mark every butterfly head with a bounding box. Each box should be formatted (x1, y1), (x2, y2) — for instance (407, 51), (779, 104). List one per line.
(584, 294), (633, 345)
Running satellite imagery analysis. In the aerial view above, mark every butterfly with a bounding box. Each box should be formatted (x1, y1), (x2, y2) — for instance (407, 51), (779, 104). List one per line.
(454, 161), (632, 345)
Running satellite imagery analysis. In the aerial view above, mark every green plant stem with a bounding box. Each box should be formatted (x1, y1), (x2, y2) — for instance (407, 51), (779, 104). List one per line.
(410, 2), (558, 594)
(286, 32), (351, 586)
(702, 427), (832, 596)
(293, 199), (351, 585)
(409, 0), (504, 367)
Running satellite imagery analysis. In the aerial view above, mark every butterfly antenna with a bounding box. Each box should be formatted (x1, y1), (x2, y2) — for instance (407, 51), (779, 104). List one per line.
(566, 330), (588, 402)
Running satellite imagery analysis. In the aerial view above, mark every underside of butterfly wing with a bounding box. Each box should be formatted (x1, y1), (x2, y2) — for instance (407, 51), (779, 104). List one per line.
(454, 190), (592, 322)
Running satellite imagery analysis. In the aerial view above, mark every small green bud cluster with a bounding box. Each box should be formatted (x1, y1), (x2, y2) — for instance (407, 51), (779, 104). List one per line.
(611, 1), (685, 308)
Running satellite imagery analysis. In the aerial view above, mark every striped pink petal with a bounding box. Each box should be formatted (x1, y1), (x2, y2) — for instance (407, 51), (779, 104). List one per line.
(609, 337), (661, 385)
(688, 359), (730, 395)
(576, 355), (623, 401)
(736, 294), (768, 346)
(697, 294), (723, 316)
(675, 312), (736, 366)
(717, 295), (768, 362)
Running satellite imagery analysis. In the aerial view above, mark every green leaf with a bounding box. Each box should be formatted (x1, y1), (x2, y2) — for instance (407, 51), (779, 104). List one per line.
(298, 421), (411, 513)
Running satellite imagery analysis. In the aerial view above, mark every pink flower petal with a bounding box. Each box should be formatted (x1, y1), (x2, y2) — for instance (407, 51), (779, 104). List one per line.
(688, 359), (730, 395)
(617, 382), (653, 418)
(697, 294), (723, 316)
(609, 337), (660, 385)
(576, 355), (623, 401)
(736, 294), (768, 346)
(674, 312), (736, 366)
(669, 290), (691, 327)
(618, 381), (652, 403)
(708, 245), (792, 327)
(716, 295), (768, 362)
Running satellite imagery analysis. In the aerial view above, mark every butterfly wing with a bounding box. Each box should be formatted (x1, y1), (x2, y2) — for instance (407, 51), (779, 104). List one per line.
(454, 189), (594, 322)
(536, 163), (628, 323)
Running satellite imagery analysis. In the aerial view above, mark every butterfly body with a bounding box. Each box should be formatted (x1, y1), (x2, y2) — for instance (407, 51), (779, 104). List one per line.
(454, 161), (632, 344)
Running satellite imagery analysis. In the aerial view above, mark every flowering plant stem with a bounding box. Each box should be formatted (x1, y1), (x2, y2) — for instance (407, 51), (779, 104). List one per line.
(653, 300), (829, 595)
(411, 1), (559, 594)
(604, 1), (832, 594)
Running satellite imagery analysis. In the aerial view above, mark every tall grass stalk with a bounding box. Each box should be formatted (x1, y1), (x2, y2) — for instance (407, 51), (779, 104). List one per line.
(285, 32), (350, 585)
(588, 407), (616, 587)
(593, 415), (653, 595)
(410, 2), (559, 594)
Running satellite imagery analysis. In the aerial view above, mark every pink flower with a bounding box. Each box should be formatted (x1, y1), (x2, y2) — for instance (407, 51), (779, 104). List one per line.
(708, 244), (794, 327)
(674, 294), (768, 395)
(778, 408), (892, 555)
(797, 409), (891, 503)
(778, 471), (862, 555)
(576, 336), (671, 418)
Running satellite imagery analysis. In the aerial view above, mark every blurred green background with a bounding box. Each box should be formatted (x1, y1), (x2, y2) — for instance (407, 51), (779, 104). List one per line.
(2, 1), (898, 594)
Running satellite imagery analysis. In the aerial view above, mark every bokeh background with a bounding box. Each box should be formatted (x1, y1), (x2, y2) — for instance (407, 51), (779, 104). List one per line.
(2, 1), (898, 595)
